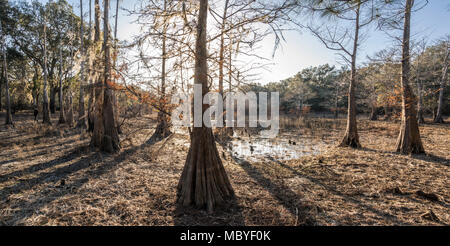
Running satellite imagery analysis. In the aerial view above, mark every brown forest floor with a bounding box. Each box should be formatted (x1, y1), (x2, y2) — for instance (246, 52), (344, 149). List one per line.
(0, 111), (449, 226)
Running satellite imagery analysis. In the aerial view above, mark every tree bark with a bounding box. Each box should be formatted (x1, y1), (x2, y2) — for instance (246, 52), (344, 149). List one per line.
(66, 92), (74, 127)
(223, 36), (234, 137)
(91, 0), (104, 147)
(58, 48), (65, 124)
(396, 0), (425, 154)
(1, 24), (13, 125)
(0, 65), (3, 112)
(113, 0), (121, 134)
(177, 0), (235, 213)
(42, 16), (51, 125)
(369, 104), (378, 121)
(91, 0), (120, 153)
(77, 0), (87, 128)
(433, 44), (449, 123)
(339, 3), (361, 148)
(87, 0), (95, 132)
(417, 71), (425, 124)
(50, 86), (56, 114)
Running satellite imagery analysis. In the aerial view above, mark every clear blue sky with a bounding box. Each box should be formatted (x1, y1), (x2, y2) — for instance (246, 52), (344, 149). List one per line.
(60, 0), (450, 84)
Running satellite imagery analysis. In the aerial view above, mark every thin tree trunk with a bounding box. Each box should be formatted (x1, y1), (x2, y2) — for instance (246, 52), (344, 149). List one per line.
(177, 0), (235, 213)
(50, 86), (56, 114)
(0, 65), (3, 112)
(218, 0), (229, 98)
(77, 0), (87, 128)
(417, 69), (425, 124)
(396, 0), (425, 154)
(334, 86), (339, 119)
(58, 48), (65, 124)
(42, 16), (51, 125)
(216, 0), (230, 136)
(149, 0), (171, 143)
(88, 0), (95, 132)
(66, 92), (74, 127)
(113, 0), (121, 134)
(1, 23), (13, 125)
(369, 104), (378, 121)
(224, 37), (234, 136)
(32, 63), (39, 109)
(339, 3), (361, 148)
(433, 45), (449, 123)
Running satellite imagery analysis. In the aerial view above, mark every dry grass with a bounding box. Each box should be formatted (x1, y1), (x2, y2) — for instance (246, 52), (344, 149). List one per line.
(0, 111), (448, 225)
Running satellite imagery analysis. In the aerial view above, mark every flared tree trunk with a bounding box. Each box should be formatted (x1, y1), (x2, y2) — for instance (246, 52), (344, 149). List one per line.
(91, 0), (120, 153)
(339, 3), (361, 148)
(433, 45), (449, 123)
(396, 0), (425, 154)
(177, 0), (235, 213)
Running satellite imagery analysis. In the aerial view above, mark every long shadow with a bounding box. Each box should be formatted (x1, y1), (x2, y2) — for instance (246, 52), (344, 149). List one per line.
(0, 138), (81, 167)
(362, 147), (449, 167)
(266, 156), (410, 225)
(0, 144), (146, 225)
(0, 148), (95, 202)
(231, 155), (320, 226)
(0, 150), (51, 166)
(0, 144), (85, 183)
(410, 153), (449, 167)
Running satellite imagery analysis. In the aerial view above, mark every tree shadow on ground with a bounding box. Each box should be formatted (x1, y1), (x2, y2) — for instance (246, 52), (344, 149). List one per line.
(0, 143), (146, 225)
(361, 147), (449, 167)
(264, 155), (410, 225)
(231, 155), (321, 226)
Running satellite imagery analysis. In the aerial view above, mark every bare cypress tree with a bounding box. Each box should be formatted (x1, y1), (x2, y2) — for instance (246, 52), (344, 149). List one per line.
(91, 0), (104, 148)
(112, 0), (121, 134)
(339, 2), (361, 148)
(433, 38), (449, 123)
(103, 0), (120, 152)
(301, 0), (375, 148)
(91, 0), (120, 153)
(177, 0), (235, 213)
(42, 5), (51, 125)
(395, 0), (425, 154)
(218, 0), (230, 99)
(147, 0), (172, 143)
(414, 39), (427, 125)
